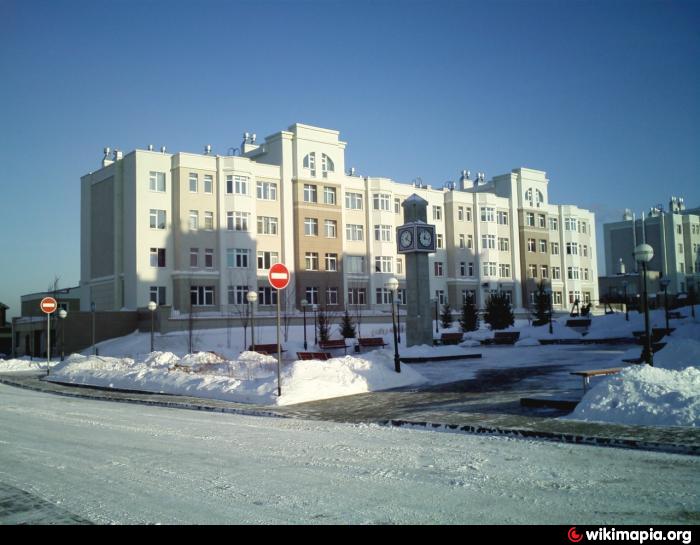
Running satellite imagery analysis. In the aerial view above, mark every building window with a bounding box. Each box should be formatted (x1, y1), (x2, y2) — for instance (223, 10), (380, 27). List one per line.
(257, 251), (279, 270)
(321, 154), (334, 178)
(204, 211), (214, 231)
(149, 286), (166, 305)
(345, 192), (363, 210)
(205, 249), (214, 269)
(304, 217), (319, 236)
(256, 181), (277, 200)
(257, 216), (278, 235)
(434, 262), (443, 276)
(376, 288), (392, 305)
(190, 248), (198, 268)
(149, 247), (166, 268)
(566, 242), (579, 255)
(541, 265), (549, 278)
(375, 256), (393, 273)
(149, 171), (166, 192)
(458, 206), (464, 221)
(539, 239), (547, 253)
(394, 198), (401, 214)
(347, 288), (366, 305)
(374, 225), (392, 242)
(304, 153), (316, 177)
(481, 234), (496, 249)
(436, 234), (444, 249)
(528, 264), (537, 278)
(435, 290), (446, 305)
(527, 238), (536, 252)
(373, 193), (390, 211)
(325, 253), (338, 272)
(567, 267), (580, 280)
(497, 211), (509, 225)
(191, 286), (215, 306)
(482, 262), (497, 277)
(467, 235), (473, 249)
(257, 287), (278, 305)
(204, 175), (213, 194)
(227, 211), (249, 231)
(149, 209), (166, 229)
(325, 220), (337, 238)
(549, 217), (558, 231)
(583, 245), (588, 257)
(551, 242), (560, 255)
(324, 186), (336, 205)
(466, 207), (472, 221)
(498, 237), (509, 252)
(433, 206), (442, 221)
(553, 291), (562, 305)
(326, 287), (338, 305)
(189, 173), (198, 193)
(305, 252), (319, 270)
(227, 285), (248, 305)
(227, 248), (249, 268)
(346, 256), (365, 273)
(480, 207), (495, 222)
(526, 212), (535, 227)
(305, 286), (319, 305)
(552, 267), (561, 280)
(396, 258), (403, 275)
(499, 263), (511, 277)
(189, 210), (199, 231)
(459, 234), (465, 249)
(303, 184), (317, 203)
(538, 214), (546, 229)
(565, 217), (577, 231)
(346, 224), (364, 241)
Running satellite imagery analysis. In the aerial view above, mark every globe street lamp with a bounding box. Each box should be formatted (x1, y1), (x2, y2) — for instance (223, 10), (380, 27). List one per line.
(301, 299), (308, 350)
(634, 244), (654, 366)
(659, 276), (671, 332)
(247, 290), (258, 348)
(312, 304), (318, 346)
(58, 308), (67, 364)
(148, 300), (157, 353)
(385, 277), (401, 373)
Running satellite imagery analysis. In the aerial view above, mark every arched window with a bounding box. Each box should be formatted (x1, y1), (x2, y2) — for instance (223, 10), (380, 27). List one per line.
(303, 153), (316, 177)
(321, 154), (334, 177)
(535, 190), (544, 207)
(525, 188), (533, 206)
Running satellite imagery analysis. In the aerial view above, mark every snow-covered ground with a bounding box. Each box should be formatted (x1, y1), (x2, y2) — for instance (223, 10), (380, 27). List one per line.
(1, 384), (697, 525)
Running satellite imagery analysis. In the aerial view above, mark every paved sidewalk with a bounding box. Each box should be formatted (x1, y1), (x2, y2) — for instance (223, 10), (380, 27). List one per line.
(0, 483), (92, 525)
(1, 369), (698, 456)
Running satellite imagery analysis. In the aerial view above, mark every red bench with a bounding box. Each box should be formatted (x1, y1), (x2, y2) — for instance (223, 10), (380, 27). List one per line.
(318, 339), (349, 355)
(297, 352), (332, 361)
(357, 337), (388, 351)
(434, 332), (464, 345)
(249, 343), (286, 355)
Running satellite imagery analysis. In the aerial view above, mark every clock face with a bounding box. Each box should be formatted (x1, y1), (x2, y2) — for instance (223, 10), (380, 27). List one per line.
(400, 229), (413, 249)
(418, 229), (433, 248)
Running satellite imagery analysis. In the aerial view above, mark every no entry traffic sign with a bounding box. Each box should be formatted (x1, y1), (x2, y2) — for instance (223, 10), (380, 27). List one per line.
(40, 297), (58, 314)
(268, 263), (290, 290)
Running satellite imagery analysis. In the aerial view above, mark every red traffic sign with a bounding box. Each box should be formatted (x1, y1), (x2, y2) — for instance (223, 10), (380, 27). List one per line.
(268, 263), (290, 290)
(40, 297), (58, 314)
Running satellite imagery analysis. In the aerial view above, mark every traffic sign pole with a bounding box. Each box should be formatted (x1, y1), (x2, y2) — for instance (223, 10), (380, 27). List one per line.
(268, 263), (290, 397)
(277, 295), (282, 397)
(40, 297), (58, 375)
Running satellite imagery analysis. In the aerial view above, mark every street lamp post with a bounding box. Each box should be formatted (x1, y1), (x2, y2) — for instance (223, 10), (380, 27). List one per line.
(301, 299), (308, 350)
(312, 304), (318, 346)
(386, 278), (401, 373)
(544, 287), (553, 334)
(659, 276), (670, 332)
(435, 299), (439, 334)
(91, 301), (96, 356)
(634, 244), (654, 366)
(148, 301), (157, 353)
(58, 309), (67, 363)
(396, 297), (401, 343)
(247, 291), (258, 348)
(622, 281), (629, 321)
(689, 278), (696, 319)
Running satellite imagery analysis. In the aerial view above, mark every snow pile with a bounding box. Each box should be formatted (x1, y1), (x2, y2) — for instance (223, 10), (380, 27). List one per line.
(653, 337), (700, 371)
(565, 365), (700, 427)
(515, 338), (540, 347)
(46, 350), (426, 406)
(0, 357), (47, 373)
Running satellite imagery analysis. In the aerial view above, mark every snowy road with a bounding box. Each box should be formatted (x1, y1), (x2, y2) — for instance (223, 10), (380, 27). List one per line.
(0, 384), (698, 524)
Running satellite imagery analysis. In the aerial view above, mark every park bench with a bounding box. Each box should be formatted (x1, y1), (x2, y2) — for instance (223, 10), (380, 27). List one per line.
(570, 367), (623, 392)
(248, 343), (286, 355)
(357, 337), (388, 351)
(318, 339), (349, 355)
(433, 332), (464, 345)
(668, 311), (684, 320)
(482, 332), (520, 345)
(296, 351), (332, 361)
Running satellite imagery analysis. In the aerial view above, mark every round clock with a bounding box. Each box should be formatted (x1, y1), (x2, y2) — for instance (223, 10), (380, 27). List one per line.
(400, 229), (413, 249)
(418, 228), (433, 248)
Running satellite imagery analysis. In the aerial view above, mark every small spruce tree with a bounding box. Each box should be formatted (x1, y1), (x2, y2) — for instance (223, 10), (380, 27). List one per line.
(339, 308), (357, 339)
(317, 307), (331, 343)
(533, 281), (550, 326)
(484, 292), (514, 330)
(460, 294), (479, 332)
(440, 303), (453, 329)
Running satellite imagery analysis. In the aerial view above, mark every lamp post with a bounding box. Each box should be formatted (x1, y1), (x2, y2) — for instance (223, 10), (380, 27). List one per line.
(386, 277), (401, 373)
(58, 309), (67, 363)
(301, 299), (308, 350)
(396, 295), (401, 343)
(91, 301), (96, 356)
(312, 304), (318, 345)
(247, 290), (258, 348)
(435, 299), (439, 334)
(634, 244), (654, 366)
(659, 276), (670, 332)
(622, 280), (629, 321)
(689, 278), (696, 319)
(544, 287), (553, 334)
(148, 300), (157, 352)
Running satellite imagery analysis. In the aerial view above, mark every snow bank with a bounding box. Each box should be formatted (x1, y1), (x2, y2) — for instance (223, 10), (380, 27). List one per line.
(653, 338), (700, 371)
(0, 357), (46, 373)
(565, 365), (700, 427)
(515, 338), (540, 347)
(46, 350), (426, 406)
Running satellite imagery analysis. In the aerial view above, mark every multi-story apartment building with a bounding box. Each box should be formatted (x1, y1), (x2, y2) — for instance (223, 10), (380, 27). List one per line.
(603, 197), (700, 294)
(80, 123), (598, 313)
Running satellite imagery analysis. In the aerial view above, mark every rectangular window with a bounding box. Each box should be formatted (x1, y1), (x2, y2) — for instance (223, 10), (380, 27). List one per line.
(549, 217), (558, 231)
(499, 263), (511, 277)
(394, 198), (401, 214)
(481, 234), (496, 249)
(256, 181), (277, 200)
(541, 265), (549, 278)
(566, 242), (579, 255)
(538, 214), (546, 229)
(497, 211), (509, 225)
(227, 211), (248, 231)
(232, 248), (249, 268)
(459, 234), (465, 248)
(583, 245), (588, 257)
(433, 206), (442, 220)
(305, 252), (319, 270)
(257, 251), (279, 270)
(304, 217), (318, 236)
(345, 192), (363, 210)
(149, 171), (166, 192)
(554, 291), (562, 305)
(468, 262), (474, 276)
(234, 176), (248, 195)
(373, 193), (390, 211)
(189, 210), (199, 231)
(528, 264), (537, 278)
(149, 247), (166, 268)
(539, 239), (547, 253)
(375, 256), (393, 273)
(324, 186), (336, 205)
(305, 287), (319, 305)
(551, 242), (560, 255)
(205, 248), (214, 269)
(396, 258), (403, 275)
(204, 175), (213, 194)
(466, 207), (472, 221)
(374, 225), (391, 242)
(227, 285), (248, 305)
(376, 288), (392, 305)
(482, 262), (497, 276)
(325, 253), (338, 272)
(149, 286), (166, 305)
(189, 173), (198, 193)
(565, 217), (577, 231)
(458, 206), (464, 221)
(434, 262), (443, 276)
(346, 256), (365, 273)
(149, 209), (166, 229)
(191, 286), (215, 306)
(467, 235), (473, 249)
(303, 184), (317, 203)
(460, 262), (467, 276)
(325, 219), (337, 238)
(498, 237), (509, 251)
(204, 211), (214, 231)
(346, 224), (364, 241)
(326, 288), (339, 306)
(527, 238), (536, 252)
(257, 216), (278, 235)
(480, 207), (495, 222)
(552, 267), (561, 280)
(190, 248), (198, 268)
(257, 287), (278, 306)
(347, 288), (366, 305)
(436, 290), (446, 305)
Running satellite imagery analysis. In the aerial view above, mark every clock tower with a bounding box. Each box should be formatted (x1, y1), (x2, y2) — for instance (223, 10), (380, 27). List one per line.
(397, 194), (435, 347)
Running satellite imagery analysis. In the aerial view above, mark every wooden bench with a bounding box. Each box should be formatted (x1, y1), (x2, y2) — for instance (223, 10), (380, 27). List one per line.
(318, 339), (349, 355)
(482, 331), (520, 345)
(571, 367), (623, 392)
(297, 352), (332, 361)
(433, 332), (464, 345)
(249, 343), (286, 355)
(357, 337), (388, 351)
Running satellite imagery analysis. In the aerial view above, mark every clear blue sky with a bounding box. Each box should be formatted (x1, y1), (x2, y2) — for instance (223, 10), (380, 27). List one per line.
(1, 0), (699, 318)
